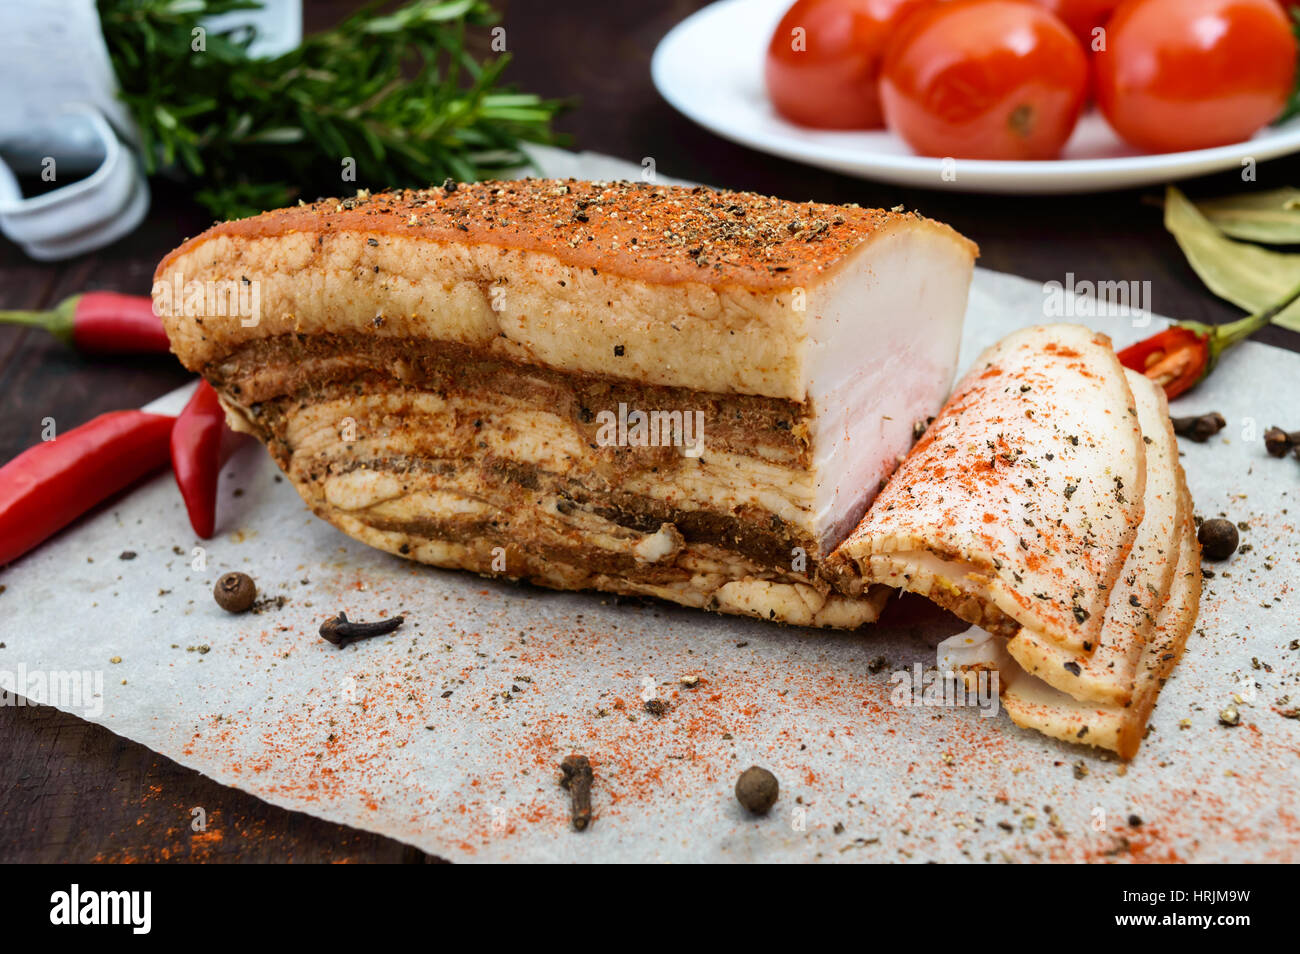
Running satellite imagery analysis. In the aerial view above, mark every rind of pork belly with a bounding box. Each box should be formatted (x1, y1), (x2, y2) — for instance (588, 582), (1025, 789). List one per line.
(154, 179), (977, 401)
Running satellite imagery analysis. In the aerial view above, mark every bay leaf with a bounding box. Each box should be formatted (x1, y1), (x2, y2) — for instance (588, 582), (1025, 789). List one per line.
(1164, 186), (1300, 332)
(1195, 187), (1300, 243)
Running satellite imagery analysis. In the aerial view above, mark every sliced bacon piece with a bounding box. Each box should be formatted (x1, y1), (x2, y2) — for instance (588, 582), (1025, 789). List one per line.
(1001, 505), (1201, 759)
(828, 324), (1147, 653)
(1005, 372), (1185, 705)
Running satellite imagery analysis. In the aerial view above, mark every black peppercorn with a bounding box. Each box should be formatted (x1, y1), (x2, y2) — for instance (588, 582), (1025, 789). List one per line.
(214, 572), (256, 613)
(735, 766), (779, 815)
(1197, 518), (1239, 561)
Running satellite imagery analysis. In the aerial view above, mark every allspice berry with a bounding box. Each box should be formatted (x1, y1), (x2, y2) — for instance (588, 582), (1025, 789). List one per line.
(1264, 426), (1294, 458)
(214, 572), (256, 613)
(735, 766), (779, 815)
(1198, 519), (1239, 561)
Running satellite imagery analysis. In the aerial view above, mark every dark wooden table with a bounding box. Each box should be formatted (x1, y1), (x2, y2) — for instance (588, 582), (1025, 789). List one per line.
(2, 0), (1297, 863)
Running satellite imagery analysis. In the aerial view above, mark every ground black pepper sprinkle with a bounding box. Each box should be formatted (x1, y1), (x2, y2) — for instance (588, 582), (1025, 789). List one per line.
(257, 179), (918, 292)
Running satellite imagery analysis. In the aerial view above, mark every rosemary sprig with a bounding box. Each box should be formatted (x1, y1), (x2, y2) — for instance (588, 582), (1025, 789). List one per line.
(97, 0), (566, 219)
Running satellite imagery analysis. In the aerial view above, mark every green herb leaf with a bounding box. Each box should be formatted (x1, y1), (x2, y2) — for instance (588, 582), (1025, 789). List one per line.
(1164, 186), (1300, 333)
(97, 0), (567, 221)
(1194, 187), (1300, 244)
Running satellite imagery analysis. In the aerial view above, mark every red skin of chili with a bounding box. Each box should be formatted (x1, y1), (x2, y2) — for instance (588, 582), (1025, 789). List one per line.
(71, 292), (171, 354)
(0, 411), (175, 566)
(171, 381), (228, 539)
(1116, 327), (1208, 400)
(0, 292), (170, 354)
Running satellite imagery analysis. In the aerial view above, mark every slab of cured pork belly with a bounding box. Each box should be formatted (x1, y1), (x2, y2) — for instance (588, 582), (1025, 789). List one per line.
(154, 179), (977, 628)
(827, 324), (1201, 757)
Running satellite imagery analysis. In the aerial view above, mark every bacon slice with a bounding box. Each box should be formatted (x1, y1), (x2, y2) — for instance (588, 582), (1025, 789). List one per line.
(1004, 372), (1184, 706)
(1001, 505), (1201, 758)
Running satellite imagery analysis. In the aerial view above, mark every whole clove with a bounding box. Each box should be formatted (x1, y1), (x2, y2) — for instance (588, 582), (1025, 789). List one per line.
(318, 611), (404, 646)
(1171, 412), (1225, 443)
(1264, 426), (1300, 458)
(560, 754), (594, 831)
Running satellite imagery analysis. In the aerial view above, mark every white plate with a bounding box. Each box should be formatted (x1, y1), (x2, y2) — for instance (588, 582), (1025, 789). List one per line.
(652, 0), (1300, 193)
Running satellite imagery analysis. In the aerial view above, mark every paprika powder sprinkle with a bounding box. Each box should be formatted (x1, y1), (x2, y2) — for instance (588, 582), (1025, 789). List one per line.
(0, 292), (169, 354)
(0, 410), (175, 566)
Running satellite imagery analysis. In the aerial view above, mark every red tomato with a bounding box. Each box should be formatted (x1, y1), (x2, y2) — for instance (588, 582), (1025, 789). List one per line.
(1094, 0), (1297, 153)
(765, 0), (933, 129)
(879, 0), (1088, 159)
(1030, 0), (1121, 47)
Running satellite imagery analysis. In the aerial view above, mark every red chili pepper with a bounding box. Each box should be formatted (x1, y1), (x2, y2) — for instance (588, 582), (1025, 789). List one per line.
(0, 410), (175, 566)
(171, 381), (228, 539)
(1116, 326), (1208, 400)
(1117, 282), (1300, 400)
(0, 292), (170, 354)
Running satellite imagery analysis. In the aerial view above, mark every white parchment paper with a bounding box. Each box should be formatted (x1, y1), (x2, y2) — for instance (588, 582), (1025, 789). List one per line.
(1, 152), (1297, 863)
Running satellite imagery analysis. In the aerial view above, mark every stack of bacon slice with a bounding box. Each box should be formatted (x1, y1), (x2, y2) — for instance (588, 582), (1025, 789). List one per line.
(827, 325), (1201, 759)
